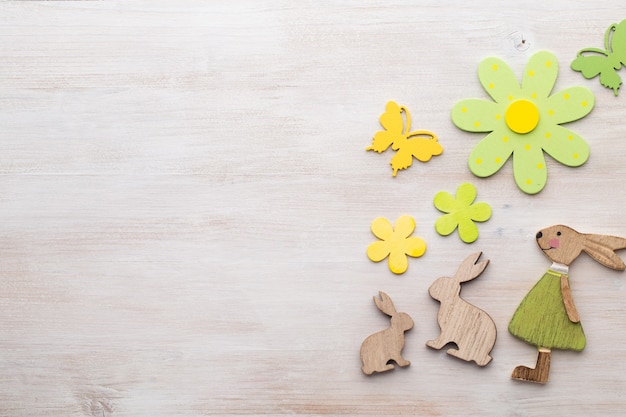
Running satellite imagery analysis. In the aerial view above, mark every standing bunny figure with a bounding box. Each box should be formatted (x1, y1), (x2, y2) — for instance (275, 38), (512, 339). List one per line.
(360, 291), (414, 375)
(509, 225), (626, 383)
(426, 252), (497, 366)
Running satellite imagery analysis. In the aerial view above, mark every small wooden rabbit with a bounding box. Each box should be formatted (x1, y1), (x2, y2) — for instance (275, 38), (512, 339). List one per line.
(426, 252), (497, 366)
(509, 225), (626, 383)
(360, 291), (414, 375)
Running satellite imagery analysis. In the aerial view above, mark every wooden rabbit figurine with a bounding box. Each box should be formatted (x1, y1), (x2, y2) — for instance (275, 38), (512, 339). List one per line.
(509, 225), (626, 383)
(426, 252), (497, 366)
(360, 291), (414, 375)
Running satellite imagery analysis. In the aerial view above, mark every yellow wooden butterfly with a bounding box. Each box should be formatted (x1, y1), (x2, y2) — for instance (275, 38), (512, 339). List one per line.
(367, 101), (443, 176)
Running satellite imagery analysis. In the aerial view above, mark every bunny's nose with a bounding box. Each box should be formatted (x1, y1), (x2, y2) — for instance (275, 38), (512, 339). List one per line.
(536, 232), (543, 239)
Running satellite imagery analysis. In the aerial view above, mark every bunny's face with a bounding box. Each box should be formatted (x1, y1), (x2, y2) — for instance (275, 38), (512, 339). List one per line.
(428, 277), (460, 302)
(536, 225), (583, 266)
(392, 312), (414, 332)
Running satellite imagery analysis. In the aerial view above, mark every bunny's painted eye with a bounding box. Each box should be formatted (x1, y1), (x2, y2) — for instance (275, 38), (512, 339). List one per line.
(556, 231), (561, 236)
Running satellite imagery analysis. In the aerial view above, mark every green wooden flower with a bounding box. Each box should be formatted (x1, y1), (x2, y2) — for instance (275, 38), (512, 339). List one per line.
(434, 183), (491, 243)
(451, 51), (594, 194)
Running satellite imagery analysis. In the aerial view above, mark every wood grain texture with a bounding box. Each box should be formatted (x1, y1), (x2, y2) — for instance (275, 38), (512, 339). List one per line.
(426, 252), (496, 366)
(2, 1), (626, 416)
(360, 291), (414, 374)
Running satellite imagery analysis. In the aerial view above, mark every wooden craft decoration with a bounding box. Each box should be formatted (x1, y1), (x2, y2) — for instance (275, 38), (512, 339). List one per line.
(509, 225), (626, 383)
(571, 19), (626, 96)
(451, 50), (594, 195)
(426, 252), (497, 366)
(360, 291), (414, 375)
(367, 100), (443, 176)
(433, 182), (492, 243)
(366, 215), (426, 275)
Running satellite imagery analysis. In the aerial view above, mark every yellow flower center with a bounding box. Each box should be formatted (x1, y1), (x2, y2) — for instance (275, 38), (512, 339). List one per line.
(505, 99), (539, 134)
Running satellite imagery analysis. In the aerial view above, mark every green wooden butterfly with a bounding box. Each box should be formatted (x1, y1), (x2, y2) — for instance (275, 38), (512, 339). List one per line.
(571, 19), (626, 96)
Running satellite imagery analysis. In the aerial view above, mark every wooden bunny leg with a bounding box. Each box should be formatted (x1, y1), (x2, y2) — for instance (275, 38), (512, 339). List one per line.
(426, 336), (449, 350)
(391, 355), (410, 367)
(446, 347), (492, 366)
(362, 363), (394, 375)
(511, 348), (551, 383)
(445, 347), (471, 363)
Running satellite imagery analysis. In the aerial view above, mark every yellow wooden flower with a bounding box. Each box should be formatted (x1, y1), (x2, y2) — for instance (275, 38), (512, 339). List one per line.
(367, 215), (426, 274)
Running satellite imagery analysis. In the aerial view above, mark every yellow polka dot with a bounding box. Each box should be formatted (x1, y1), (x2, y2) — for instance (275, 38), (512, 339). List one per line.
(525, 144), (531, 150)
(532, 93), (537, 99)
(489, 83), (494, 89)
(508, 95), (514, 101)
(568, 135), (573, 141)
(545, 132), (551, 138)
(582, 101), (588, 107)
(548, 109), (554, 115)
(545, 61), (552, 68)
(526, 179), (532, 185)
(495, 157), (501, 163)
(573, 153), (579, 159)
(503, 136), (509, 142)
(528, 70), (535, 77)
(495, 114), (501, 120)
(492, 64), (498, 71)
(537, 163), (543, 169)
(474, 121), (480, 127)
(476, 158), (482, 164)
(564, 93), (570, 100)
(461, 107), (467, 113)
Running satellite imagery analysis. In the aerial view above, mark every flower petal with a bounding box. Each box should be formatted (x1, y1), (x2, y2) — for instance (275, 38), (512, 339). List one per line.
(458, 218), (479, 243)
(451, 99), (502, 132)
(468, 130), (514, 177)
(367, 240), (390, 262)
(433, 191), (456, 213)
(394, 215), (416, 239)
(388, 250), (408, 274)
(522, 51), (559, 100)
(435, 213), (459, 236)
(546, 86), (594, 124)
(466, 202), (492, 222)
(541, 125), (589, 167)
(403, 237), (426, 258)
(456, 182), (477, 206)
(370, 217), (393, 240)
(512, 143), (548, 194)
(478, 57), (522, 103)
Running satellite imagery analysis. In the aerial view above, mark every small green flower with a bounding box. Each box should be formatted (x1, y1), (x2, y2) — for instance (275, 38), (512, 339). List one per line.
(451, 51), (594, 194)
(434, 183), (491, 243)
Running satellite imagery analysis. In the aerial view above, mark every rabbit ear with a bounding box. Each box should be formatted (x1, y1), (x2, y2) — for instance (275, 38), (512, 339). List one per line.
(373, 291), (398, 317)
(582, 233), (626, 270)
(454, 252), (489, 283)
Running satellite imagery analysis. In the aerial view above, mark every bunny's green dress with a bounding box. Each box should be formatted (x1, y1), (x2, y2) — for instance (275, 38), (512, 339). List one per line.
(508, 268), (586, 351)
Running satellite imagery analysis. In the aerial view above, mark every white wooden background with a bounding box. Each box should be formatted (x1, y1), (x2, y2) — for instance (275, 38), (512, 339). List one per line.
(2, 1), (626, 416)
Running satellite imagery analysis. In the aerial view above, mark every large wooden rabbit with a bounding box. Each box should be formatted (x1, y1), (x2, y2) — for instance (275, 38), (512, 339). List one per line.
(509, 225), (626, 383)
(426, 252), (497, 366)
(360, 291), (414, 375)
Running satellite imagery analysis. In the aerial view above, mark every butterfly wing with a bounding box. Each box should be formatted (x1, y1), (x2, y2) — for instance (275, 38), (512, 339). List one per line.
(608, 20), (626, 61)
(367, 101), (405, 153)
(571, 53), (622, 95)
(405, 133), (443, 162)
(389, 133), (442, 176)
(389, 146), (413, 177)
